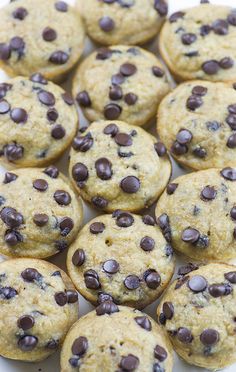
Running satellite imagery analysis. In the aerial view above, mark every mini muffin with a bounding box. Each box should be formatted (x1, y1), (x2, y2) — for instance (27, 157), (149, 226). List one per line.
(69, 120), (171, 212)
(61, 304), (173, 372)
(67, 212), (174, 309)
(77, 0), (168, 45)
(156, 168), (236, 262)
(0, 75), (78, 168)
(160, 4), (236, 82)
(73, 46), (170, 127)
(0, 0), (85, 81)
(0, 166), (83, 258)
(157, 80), (236, 170)
(157, 262), (236, 370)
(0, 258), (79, 362)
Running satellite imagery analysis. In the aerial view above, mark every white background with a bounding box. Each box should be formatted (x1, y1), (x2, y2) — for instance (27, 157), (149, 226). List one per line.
(0, 0), (235, 371)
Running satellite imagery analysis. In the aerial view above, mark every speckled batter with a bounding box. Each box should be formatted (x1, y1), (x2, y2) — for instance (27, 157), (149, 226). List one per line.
(0, 167), (83, 258)
(155, 168), (236, 262)
(157, 80), (236, 170)
(76, 0), (168, 46)
(160, 4), (236, 82)
(0, 76), (78, 168)
(61, 305), (173, 372)
(67, 213), (174, 309)
(157, 263), (236, 370)
(73, 46), (170, 127)
(0, 258), (79, 362)
(69, 120), (171, 212)
(0, 0), (85, 81)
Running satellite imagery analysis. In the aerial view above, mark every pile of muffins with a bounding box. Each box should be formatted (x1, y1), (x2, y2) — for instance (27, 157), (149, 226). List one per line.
(0, 0), (235, 371)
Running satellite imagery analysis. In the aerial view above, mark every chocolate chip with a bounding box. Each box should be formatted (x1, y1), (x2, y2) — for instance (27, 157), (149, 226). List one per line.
(177, 327), (193, 343)
(152, 66), (165, 77)
(62, 92), (74, 105)
(228, 104), (236, 114)
(115, 133), (132, 146)
(154, 142), (167, 157)
(201, 186), (216, 201)
(200, 329), (219, 346)
(76, 91), (91, 107)
(55, 240), (68, 252)
(42, 27), (57, 42)
(44, 165), (59, 178)
(225, 271), (236, 283)
(115, 212), (134, 227)
(0, 286), (17, 299)
(96, 300), (119, 315)
(212, 19), (228, 35)
(221, 167), (236, 181)
(55, 1), (68, 12)
(97, 292), (114, 304)
(72, 134), (93, 152)
(169, 11), (185, 23)
(120, 176), (140, 194)
(228, 11), (236, 26)
(154, 0), (168, 16)
(10, 108), (27, 123)
(95, 158), (112, 180)
(12, 7), (28, 20)
(0, 99), (10, 114)
(46, 339), (59, 349)
(54, 291), (67, 306)
(30, 73), (48, 85)
(84, 270), (100, 290)
(1, 207), (23, 228)
(124, 275), (140, 290)
(4, 143), (24, 162)
(0, 43), (11, 60)
(202, 60), (219, 75)
(67, 290), (78, 304)
(192, 86), (208, 96)
(167, 183), (178, 195)
(33, 213), (48, 227)
(135, 316), (152, 331)
(182, 33), (197, 45)
(178, 263), (199, 276)
(102, 260), (119, 275)
(72, 249), (85, 266)
(21, 268), (42, 282)
(120, 355), (139, 371)
(144, 270), (161, 289)
(96, 48), (112, 60)
(153, 363), (164, 372)
(72, 336), (88, 356)
(54, 190), (71, 205)
(188, 275), (207, 292)
(154, 345), (167, 362)
(111, 73), (125, 85)
(90, 222), (105, 234)
(162, 302), (174, 319)
(208, 283), (232, 297)
(186, 95), (203, 111)
(51, 124), (66, 139)
(206, 121), (221, 131)
(69, 357), (80, 368)
(171, 141), (188, 155)
(37, 90), (55, 106)
(17, 315), (35, 330)
(59, 217), (74, 236)
(10, 36), (25, 53)
(120, 63), (137, 77)
(226, 114), (236, 130)
(219, 57), (234, 69)
(140, 236), (155, 252)
(158, 313), (166, 325)
(176, 129), (193, 144)
(33, 179), (48, 192)
(3, 172), (17, 184)
(104, 123), (119, 137)
(142, 215), (155, 226)
(231, 206), (236, 221)
(5, 230), (22, 246)
(182, 227), (200, 243)
(104, 103), (122, 119)
(92, 196), (109, 209)
(109, 85), (123, 100)
(192, 146), (207, 158)
(124, 93), (138, 105)
(157, 213), (171, 242)
(0, 83), (12, 98)
(18, 336), (38, 351)
(49, 51), (69, 64)
(99, 16), (115, 32)
(200, 24), (212, 36)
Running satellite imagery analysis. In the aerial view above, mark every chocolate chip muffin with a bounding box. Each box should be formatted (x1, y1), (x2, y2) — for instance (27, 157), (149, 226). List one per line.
(67, 212), (174, 309)
(61, 304), (173, 372)
(76, 0), (168, 46)
(160, 4), (236, 82)
(0, 167), (83, 259)
(0, 0), (85, 81)
(69, 120), (171, 212)
(0, 258), (78, 362)
(0, 76), (78, 168)
(73, 46), (170, 127)
(155, 168), (236, 262)
(157, 80), (236, 170)
(157, 262), (236, 370)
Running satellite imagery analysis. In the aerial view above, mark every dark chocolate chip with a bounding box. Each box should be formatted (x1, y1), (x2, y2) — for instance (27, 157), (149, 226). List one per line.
(49, 51), (69, 64)
(0, 286), (17, 299)
(212, 19), (228, 35)
(182, 227), (200, 243)
(33, 179), (48, 192)
(154, 142), (167, 157)
(92, 196), (109, 209)
(33, 213), (49, 227)
(111, 73), (125, 85)
(1, 207), (23, 228)
(0, 99), (10, 114)
(162, 302), (174, 319)
(67, 290), (78, 304)
(103, 260), (119, 274)
(54, 190), (71, 205)
(109, 85), (123, 100)
(30, 73), (48, 85)
(206, 121), (221, 131)
(99, 16), (115, 32)
(103, 123), (119, 137)
(201, 186), (216, 201)
(120, 355), (139, 371)
(51, 124), (66, 139)
(188, 275), (207, 292)
(154, 345), (167, 362)
(72, 336), (88, 356)
(192, 146), (207, 158)
(76, 91), (91, 107)
(115, 132), (132, 146)
(124, 93), (138, 105)
(144, 270), (161, 289)
(186, 95), (203, 111)
(192, 86), (208, 96)
(182, 33), (197, 45)
(177, 327), (193, 343)
(167, 183), (178, 195)
(55, 291), (67, 306)
(95, 158), (112, 180)
(120, 63), (137, 76)
(72, 133), (93, 152)
(62, 92), (74, 105)
(225, 271), (236, 283)
(135, 316), (152, 331)
(200, 329), (219, 346)
(90, 222), (105, 234)
(124, 275), (140, 290)
(96, 300), (119, 315)
(72, 163), (88, 185)
(169, 11), (185, 23)
(219, 57), (234, 69)
(0, 43), (11, 60)
(21, 268), (42, 282)
(96, 48), (112, 60)
(120, 176), (140, 194)
(3, 172), (17, 184)
(55, 1), (68, 12)
(176, 129), (193, 144)
(18, 336), (38, 351)
(17, 315), (35, 330)
(72, 249), (85, 266)
(104, 103), (122, 120)
(55, 240), (68, 252)
(221, 167), (236, 181)
(42, 27), (57, 42)
(37, 90), (55, 106)
(84, 270), (100, 290)
(171, 141), (188, 155)
(208, 283), (232, 297)
(202, 60), (219, 75)
(140, 236), (155, 252)
(46, 339), (59, 349)
(228, 11), (236, 26)
(12, 7), (28, 20)
(142, 215), (155, 226)
(154, 0), (168, 16)
(4, 143), (24, 161)
(116, 212), (134, 227)
(152, 66), (165, 77)
(59, 217), (74, 236)
(44, 165), (59, 178)
(178, 263), (199, 276)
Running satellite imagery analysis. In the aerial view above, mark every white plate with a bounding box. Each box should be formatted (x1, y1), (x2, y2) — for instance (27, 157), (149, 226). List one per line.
(0, 0), (235, 371)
